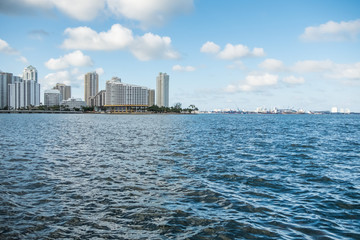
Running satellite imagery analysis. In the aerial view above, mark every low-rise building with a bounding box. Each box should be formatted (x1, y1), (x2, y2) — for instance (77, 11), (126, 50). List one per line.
(44, 89), (61, 106)
(61, 98), (86, 109)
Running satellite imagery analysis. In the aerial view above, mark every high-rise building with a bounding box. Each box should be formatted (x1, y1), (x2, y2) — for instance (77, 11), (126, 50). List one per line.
(94, 90), (106, 108)
(0, 72), (13, 109)
(84, 72), (99, 106)
(44, 89), (61, 106)
(53, 83), (71, 101)
(23, 65), (38, 82)
(156, 72), (169, 107)
(105, 77), (149, 112)
(148, 89), (155, 107)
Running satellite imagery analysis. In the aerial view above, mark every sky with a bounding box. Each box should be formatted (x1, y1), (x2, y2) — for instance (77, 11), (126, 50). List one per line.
(0, 0), (359, 112)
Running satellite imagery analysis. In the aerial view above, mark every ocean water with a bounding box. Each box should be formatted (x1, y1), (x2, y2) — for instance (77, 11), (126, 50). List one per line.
(0, 113), (359, 239)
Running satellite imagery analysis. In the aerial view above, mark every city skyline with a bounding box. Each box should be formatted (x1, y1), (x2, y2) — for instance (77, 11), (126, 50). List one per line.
(0, 1), (360, 111)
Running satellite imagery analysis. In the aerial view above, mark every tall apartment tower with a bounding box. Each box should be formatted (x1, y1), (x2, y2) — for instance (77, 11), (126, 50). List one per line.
(54, 83), (71, 101)
(84, 71), (99, 106)
(0, 72), (13, 109)
(23, 65), (38, 82)
(22, 65), (40, 107)
(156, 72), (169, 107)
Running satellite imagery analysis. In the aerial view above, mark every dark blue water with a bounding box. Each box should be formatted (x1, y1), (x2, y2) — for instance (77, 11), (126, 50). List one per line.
(0, 114), (359, 239)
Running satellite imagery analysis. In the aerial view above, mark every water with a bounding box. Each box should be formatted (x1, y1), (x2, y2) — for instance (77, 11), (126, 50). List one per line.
(0, 114), (359, 239)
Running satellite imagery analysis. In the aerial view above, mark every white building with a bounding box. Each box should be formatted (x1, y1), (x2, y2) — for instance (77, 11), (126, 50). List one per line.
(105, 77), (149, 112)
(156, 72), (169, 107)
(84, 71), (98, 106)
(61, 98), (86, 109)
(23, 65), (38, 82)
(44, 89), (61, 106)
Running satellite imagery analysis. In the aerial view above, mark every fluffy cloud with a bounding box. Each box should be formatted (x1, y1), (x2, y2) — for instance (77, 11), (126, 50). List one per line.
(107, 0), (194, 28)
(292, 60), (334, 73)
(62, 24), (179, 61)
(0, 38), (18, 54)
(225, 73), (278, 93)
(96, 67), (105, 76)
(130, 33), (180, 61)
(201, 41), (265, 60)
(42, 71), (72, 91)
(200, 41), (220, 54)
(0, 0), (193, 25)
(45, 50), (93, 70)
(259, 58), (284, 71)
(301, 19), (360, 41)
(283, 76), (305, 84)
(172, 64), (196, 72)
(62, 24), (134, 50)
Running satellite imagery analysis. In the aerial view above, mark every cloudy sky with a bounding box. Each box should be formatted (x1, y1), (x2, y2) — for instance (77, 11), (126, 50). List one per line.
(0, 0), (359, 111)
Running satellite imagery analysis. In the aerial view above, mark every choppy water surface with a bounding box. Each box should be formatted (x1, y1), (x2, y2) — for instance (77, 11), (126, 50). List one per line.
(0, 114), (359, 239)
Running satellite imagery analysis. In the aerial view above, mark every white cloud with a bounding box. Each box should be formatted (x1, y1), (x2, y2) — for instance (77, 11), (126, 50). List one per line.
(201, 42), (265, 60)
(96, 67), (105, 75)
(259, 58), (285, 71)
(225, 73), (278, 93)
(283, 76), (305, 84)
(42, 70), (72, 91)
(53, 0), (105, 21)
(61, 24), (179, 61)
(62, 24), (134, 50)
(227, 60), (245, 70)
(292, 60), (334, 73)
(172, 64), (196, 72)
(0, 0), (193, 25)
(17, 56), (28, 64)
(200, 41), (220, 54)
(130, 33), (179, 61)
(328, 62), (360, 80)
(301, 19), (360, 41)
(45, 50), (93, 70)
(0, 38), (18, 54)
(252, 47), (266, 57)
(106, 0), (194, 28)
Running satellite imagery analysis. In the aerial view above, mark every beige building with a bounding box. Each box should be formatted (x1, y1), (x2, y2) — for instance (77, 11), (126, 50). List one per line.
(148, 89), (155, 107)
(53, 83), (71, 101)
(156, 72), (169, 107)
(84, 72), (98, 106)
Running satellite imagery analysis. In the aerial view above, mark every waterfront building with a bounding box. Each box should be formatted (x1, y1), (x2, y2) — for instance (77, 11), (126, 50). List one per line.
(8, 77), (22, 109)
(84, 71), (99, 106)
(148, 89), (155, 107)
(44, 89), (61, 106)
(94, 90), (106, 109)
(0, 72), (13, 109)
(61, 98), (86, 109)
(53, 83), (71, 101)
(105, 77), (149, 113)
(23, 65), (38, 82)
(156, 72), (169, 107)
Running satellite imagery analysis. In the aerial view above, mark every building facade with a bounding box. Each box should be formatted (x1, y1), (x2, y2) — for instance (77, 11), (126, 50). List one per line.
(84, 72), (99, 106)
(0, 72), (13, 109)
(61, 98), (86, 109)
(23, 65), (38, 82)
(53, 83), (71, 101)
(94, 90), (106, 108)
(148, 89), (155, 107)
(156, 72), (169, 107)
(44, 89), (61, 106)
(105, 77), (149, 112)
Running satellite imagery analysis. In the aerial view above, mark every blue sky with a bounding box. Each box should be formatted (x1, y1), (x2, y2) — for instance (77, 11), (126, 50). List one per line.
(0, 0), (359, 111)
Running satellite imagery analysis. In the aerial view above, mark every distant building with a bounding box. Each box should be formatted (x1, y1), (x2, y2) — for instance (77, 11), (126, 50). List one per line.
(94, 90), (106, 109)
(0, 72), (13, 109)
(8, 77), (22, 109)
(23, 65), (38, 82)
(148, 89), (155, 107)
(105, 77), (149, 112)
(53, 83), (71, 101)
(331, 107), (338, 113)
(44, 89), (61, 106)
(156, 72), (169, 107)
(61, 98), (86, 109)
(84, 72), (99, 106)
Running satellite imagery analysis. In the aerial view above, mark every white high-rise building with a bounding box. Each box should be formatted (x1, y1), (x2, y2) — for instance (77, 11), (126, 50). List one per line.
(44, 89), (61, 106)
(23, 65), (38, 82)
(84, 72), (99, 106)
(156, 72), (169, 107)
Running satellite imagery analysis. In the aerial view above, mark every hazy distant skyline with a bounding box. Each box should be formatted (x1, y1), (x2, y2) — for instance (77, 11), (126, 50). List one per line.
(0, 0), (359, 111)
